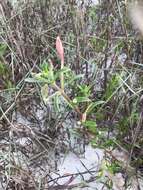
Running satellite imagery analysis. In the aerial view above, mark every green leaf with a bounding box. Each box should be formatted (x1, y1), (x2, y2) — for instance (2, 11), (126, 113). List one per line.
(53, 93), (61, 112)
(85, 101), (105, 114)
(42, 68), (54, 83)
(40, 61), (50, 72)
(67, 74), (84, 85)
(102, 139), (116, 148)
(107, 162), (121, 174)
(78, 84), (91, 93)
(77, 84), (92, 98)
(73, 97), (91, 104)
(41, 84), (48, 103)
(83, 120), (97, 134)
(25, 77), (39, 83)
(54, 67), (71, 80)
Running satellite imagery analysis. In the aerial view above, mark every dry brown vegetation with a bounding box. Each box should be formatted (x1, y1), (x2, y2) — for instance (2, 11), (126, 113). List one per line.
(0, 0), (143, 189)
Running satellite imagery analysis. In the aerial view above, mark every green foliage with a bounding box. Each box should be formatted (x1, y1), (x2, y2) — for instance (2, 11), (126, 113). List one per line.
(0, 62), (12, 89)
(116, 104), (140, 140)
(91, 130), (117, 149)
(104, 74), (120, 100)
(83, 120), (97, 134)
(114, 40), (125, 54)
(41, 84), (49, 103)
(72, 85), (92, 105)
(77, 84), (91, 98)
(67, 74), (84, 85)
(26, 61), (55, 84)
(116, 116), (129, 135)
(96, 159), (122, 190)
(90, 37), (106, 52)
(0, 62), (7, 75)
(54, 67), (71, 81)
(26, 60), (93, 117)
(101, 139), (116, 148)
(0, 43), (7, 57)
(106, 161), (121, 174)
(73, 96), (91, 104)
(89, 6), (97, 21)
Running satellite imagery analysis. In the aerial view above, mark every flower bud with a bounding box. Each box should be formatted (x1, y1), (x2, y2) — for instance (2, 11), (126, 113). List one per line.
(56, 36), (64, 62)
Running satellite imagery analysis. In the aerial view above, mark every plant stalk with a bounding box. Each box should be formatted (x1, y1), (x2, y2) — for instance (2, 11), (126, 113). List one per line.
(53, 83), (82, 117)
(61, 59), (64, 90)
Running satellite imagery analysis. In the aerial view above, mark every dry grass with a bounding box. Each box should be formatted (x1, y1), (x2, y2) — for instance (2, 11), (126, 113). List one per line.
(0, 0), (143, 189)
